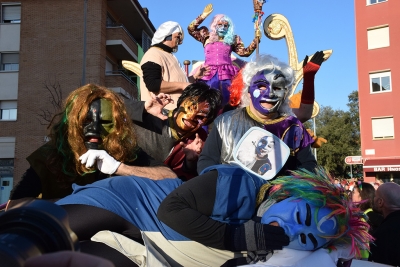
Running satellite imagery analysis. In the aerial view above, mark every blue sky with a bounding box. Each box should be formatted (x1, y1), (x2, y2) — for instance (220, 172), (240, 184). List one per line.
(137, 0), (357, 111)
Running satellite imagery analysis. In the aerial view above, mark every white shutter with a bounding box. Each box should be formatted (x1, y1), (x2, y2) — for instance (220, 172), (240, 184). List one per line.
(2, 5), (21, 22)
(367, 26), (390, 50)
(0, 100), (17, 109)
(1, 53), (19, 64)
(372, 117), (394, 139)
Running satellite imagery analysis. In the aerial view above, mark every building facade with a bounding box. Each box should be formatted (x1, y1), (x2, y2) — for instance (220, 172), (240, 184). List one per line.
(0, 0), (155, 202)
(354, 0), (400, 183)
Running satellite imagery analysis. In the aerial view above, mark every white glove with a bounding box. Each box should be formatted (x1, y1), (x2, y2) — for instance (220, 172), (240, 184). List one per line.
(79, 149), (121, 175)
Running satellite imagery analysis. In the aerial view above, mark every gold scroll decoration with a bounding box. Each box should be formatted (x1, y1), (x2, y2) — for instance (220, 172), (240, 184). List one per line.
(263, 14), (332, 118)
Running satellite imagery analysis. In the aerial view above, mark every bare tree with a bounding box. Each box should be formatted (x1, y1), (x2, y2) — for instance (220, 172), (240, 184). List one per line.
(36, 80), (63, 125)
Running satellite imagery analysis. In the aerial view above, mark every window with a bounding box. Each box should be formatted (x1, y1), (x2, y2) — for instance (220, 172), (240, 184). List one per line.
(367, 0), (387, 5)
(0, 100), (17, 120)
(106, 13), (116, 27)
(370, 71), (391, 93)
(142, 31), (151, 53)
(1, 4), (21, 23)
(367, 26), (389, 49)
(0, 53), (19, 71)
(372, 117), (394, 139)
(0, 158), (14, 177)
(105, 58), (114, 74)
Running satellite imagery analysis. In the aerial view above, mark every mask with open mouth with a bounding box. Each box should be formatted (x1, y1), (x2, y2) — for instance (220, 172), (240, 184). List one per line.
(249, 69), (288, 116)
(83, 98), (114, 149)
(175, 97), (210, 134)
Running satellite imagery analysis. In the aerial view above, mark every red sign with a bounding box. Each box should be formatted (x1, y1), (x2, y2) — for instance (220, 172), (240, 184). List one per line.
(345, 156), (363, 164)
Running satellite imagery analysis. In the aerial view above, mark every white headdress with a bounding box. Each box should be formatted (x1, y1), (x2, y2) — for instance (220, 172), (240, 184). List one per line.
(151, 21), (184, 45)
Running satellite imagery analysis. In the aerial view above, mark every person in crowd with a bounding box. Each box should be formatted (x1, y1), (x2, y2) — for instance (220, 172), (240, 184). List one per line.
(373, 179), (383, 190)
(53, 166), (371, 266)
(352, 181), (383, 234)
(197, 54), (317, 175)
(351, 181), (383, 260)
(187, 3), (260, 107)
(369, 182), (400, 266)
(140, 21), (209, 110)
(128, 82), (222, 180)
(7, 84), (176, 210)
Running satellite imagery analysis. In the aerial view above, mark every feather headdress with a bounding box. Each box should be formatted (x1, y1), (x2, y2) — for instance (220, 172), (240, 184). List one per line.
(257, 167), (373, 256)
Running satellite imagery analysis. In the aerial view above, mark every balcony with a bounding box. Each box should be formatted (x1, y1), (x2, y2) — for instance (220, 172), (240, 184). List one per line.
(106, 0), (155, 41)
(105, 70), (139, 100)
(106, 25), (139, 61)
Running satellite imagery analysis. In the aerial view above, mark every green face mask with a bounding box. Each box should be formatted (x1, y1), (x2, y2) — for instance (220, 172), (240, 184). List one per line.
(83, 98), (114, 149)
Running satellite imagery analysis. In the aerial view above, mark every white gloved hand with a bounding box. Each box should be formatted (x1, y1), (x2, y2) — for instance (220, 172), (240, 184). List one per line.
(79, 149), (121, 175)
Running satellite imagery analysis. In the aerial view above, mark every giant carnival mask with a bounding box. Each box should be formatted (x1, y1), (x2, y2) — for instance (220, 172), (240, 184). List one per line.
(261, 197), (338, 251)
(249, 69), (288, 116)
(83, 98), (114, 149)
(175, 97), (210, 133)
(216, 19), (230, 37)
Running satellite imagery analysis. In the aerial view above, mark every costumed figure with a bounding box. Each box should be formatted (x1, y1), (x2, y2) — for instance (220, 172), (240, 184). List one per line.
(127, 82), (222, 180)
(230, 51), (326, 126)
(7, 84), (175, 210)
(197, 54), (316, 175)
(242, 167), (372, 266)
(140, 21), (190, 110)
(188, 3), (261, 107)
(53, 166), (372, 267)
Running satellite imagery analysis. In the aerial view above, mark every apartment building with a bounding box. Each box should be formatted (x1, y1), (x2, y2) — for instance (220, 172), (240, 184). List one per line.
(354, 0), (400, 183)
(0, 0), (155, 202)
